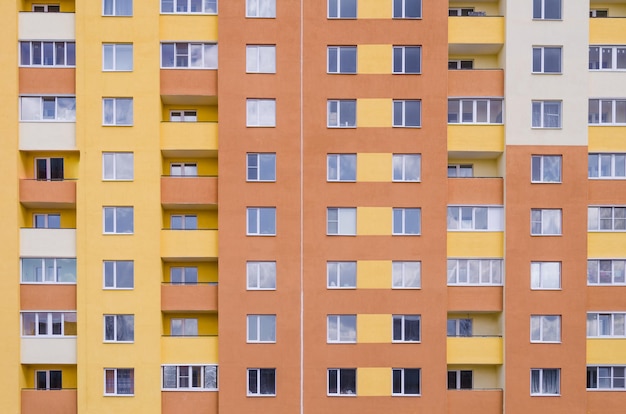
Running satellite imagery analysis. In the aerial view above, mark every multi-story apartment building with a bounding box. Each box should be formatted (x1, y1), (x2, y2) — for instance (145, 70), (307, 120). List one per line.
(1, 0), (626, 413)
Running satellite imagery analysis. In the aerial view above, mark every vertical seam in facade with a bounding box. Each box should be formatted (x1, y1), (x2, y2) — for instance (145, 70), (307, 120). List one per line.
(299, 0), (304, 413)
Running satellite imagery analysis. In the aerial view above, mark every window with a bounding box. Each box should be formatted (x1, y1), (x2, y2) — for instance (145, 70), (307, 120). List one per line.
(103, 44), (133, 71)
(247, 315), (276, 343)
(161, 0), (217, 14)
(247, 261), (276, 290)
(392, 315), (420, 342)
(531, 209), (562, 235)
(327, 154), (356, 182)
(533, 0), (561, 19)
(104, 369), (134, 396)
(327, 208), (356, 235)
(448, 60), (473, 70)
(327, 46), (357, 74)
(103, 207), (134, 234)
(589, 46), (626, 71)
(532, 47), (562, 73)
(587, 313), (626, 337)
(247, 207), (276, 235)
(532, 101), (561, 128)
(447, 259), (503, 285)
(161, 43), (218, 69)
(531, 369), (560, 395)
(171, 318), (198, 336)
(447, 319), (472, 337)
(588, 207), (626, 231)
(588, 100), (626, 125)
(393, 154), (421, 182)
(34, 213), (60, 229)
(247, 369), (276, 396)
(328, 369), (356, 395)
(247, 99), (276, 127)
(20, 41), (75, 67)
(327, 315), (356, 343)
(393, 100), (421, 127)
(448, 99), (503, 124)
(33, 4), (61, 12)
(35, 157), (63, 180)
(392, 261), (421, 289)
(328, 0), (356, 18)
(448, 370), (472, 390)
(21, 258), (77, 283)
(103, 153), (134, 180)
(104, 261), (134, 289)
(36, 370), (62, 390)
(20, 96), (76, 122)
(531, 315), (561, 342)
(104, 315), (134, 342)
(393, 46), (421, 74)
(392, 369), (421, 395)
(246, 0), (275, 18)
(327, 100), (356, 128)
(531, 262), (561, 289)
(587, 366), (626, 390)
(103, 0), (133, 16)
(448, 8), (474, 16)
(247, 153), (276, 181)
(170, 163), (197, 176)
(171, 215), (198, 230)
(588, 260), (626, 285)
(448, 164), (473, 177)
(170, 266), (198, 284)
(162, 365), (218, 390)
(22, 312), (77, 336)
(392, 208), (421, 235)
(246, 45), (276, 73)
(393, 0), (421, 18)
(170, 110), (197, 122)
(531, 155), (561, 183)
(327, 261), (356, 288)
(447, 206), (504, 231)
(103, 98), (133, 126)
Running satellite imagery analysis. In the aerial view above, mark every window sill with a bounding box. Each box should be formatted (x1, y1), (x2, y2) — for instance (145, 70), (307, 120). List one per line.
(531, 127), (562, 130)
(247, 394), (276, 397)
(162, 388), (218, 392)
(160, 12), (217, 16)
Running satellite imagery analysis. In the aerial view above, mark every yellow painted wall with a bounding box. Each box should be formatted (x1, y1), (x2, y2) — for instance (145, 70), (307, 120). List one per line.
(448, 54), (500, 69)
(357, 314), (391, 343)
(357, 260), (391, 289)
(588, 127), (626, 152)
(446, 364), (500, 389)
(590, 18), (626, 43)
(357, 207), (391, 235)
(357, 99), (392, 128)
(447, 337), (503, 364)
(159, 15), (218, 41)
(357, 368), (392, 396)
(161, 210), (218, 229)
(448, 312), (501, 336)
(587, 339), (626, 364)
(588, 233), (626, 258)
(20, 0), (76, 12)
(357, 153), (392, 182)
(448, 125), (504, 153)
(447, 232), (504, 257)
(22, 365), (78, 388)
(163, 262), (218, 283)
(162, 157), (218, 176)
(20, 152), (80, 179)
(162, 105), (218, 122)
(447, 158), (499, 177)
(358, 0), (391, 19)
(358, 45), (391, 74)
(162, 313), (218, 336)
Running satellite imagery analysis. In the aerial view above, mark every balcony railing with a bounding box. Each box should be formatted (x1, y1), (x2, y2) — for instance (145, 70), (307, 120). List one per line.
(447, 336), (503, 365)
(161, 229), (218, 260)
(161, 282), (218, 312)
(161, 335), (218, 364)
(19, 179), (76, 207)
(161, 176), (218, 207)
(21, 389), (77, 414)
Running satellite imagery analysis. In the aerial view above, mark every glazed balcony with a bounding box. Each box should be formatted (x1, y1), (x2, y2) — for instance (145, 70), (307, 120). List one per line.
(161, 335), (218, 364)
(161, 176), (217, 208)
(447, 389), (502, 414)
(448, 178), (503, 205)
(160, 122), (218, 156)
(162, 391), (217, 414)
(447, 336), (503, 365)
(161, 229), (218, 260)
(20, 228), (76, 257)
(448, 16), (504, 55)
(21, 389), (77, 414)
(19, 11), (75, 41)
(161, 283), (218, 312)
(19, 180), (76, 208)
(448, 69), (503, 97)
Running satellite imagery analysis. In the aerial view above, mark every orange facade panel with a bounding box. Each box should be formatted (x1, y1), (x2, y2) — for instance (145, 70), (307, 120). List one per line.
(161, 176), (217, 208)
(19, 68), (75, 94)
(162, 391), (217, 414)
(21, 389), (77, 414)
(588, 180), (626, 204)
(160, 70), (217, 98)
(587, 390), (626, 413)
(448, 178), (503, 205)
(447, 389), (502, 414)
(21, 285), (76, 310)
(161, 283), (218, 312)
(448, 69), (504, 97)
(448, 286), (502, 312)
(19, 179), (76, 208)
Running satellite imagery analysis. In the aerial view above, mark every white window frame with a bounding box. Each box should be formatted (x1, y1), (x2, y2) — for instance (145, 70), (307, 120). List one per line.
(392, 46), (422, 74)
(392, 154), (421, 182)
(103, 44), (133, 71)
(161, 365), (218, 390)
(327, 46), (357, 74)
(448, 98), (504, 124)
(327, 154), (356, 182)
(530, 368), (560, 396)
(247, 261), (277, 290)
(448, 164), (473, 177)
(327, 261), (357, 289)
(247, 153), (276, 182)
(20, 96), (76, 122)
(532, 0), (561, 20)
(21, 312), (77, 337)
(160, 0), (218, 14)
(327, 0), (356, 19)
(590, 10), (608, 18)
(170, 266), (198, 284)
(246, 99), (276, 127)
(32, 4), (61, 12)
(587, 366), (626, 390)
(246, 207), (276, 236)
(392, 368), (421, 396)
(392, 261), (421, 289)
(327, 100), (356, 128)
(447, 206), (504, 231)
(587, 313), (626, 337)
(393, 100), (422, 127)
(531, 155), (562, 183)
(327, 314), (356, 343)
(20, 258), (77, 284)
(530, 208), (562, 235)
(447, 259), (503, 286)
(531, 262), (561, 290)
(170, 318), (198, 336)
(530, 315), (561, 343)
(103, 314), (134, 343)
(448, 60), (473, 70)
(589, 46), (626, 71)
(36, 370), (62, 390)
(103, 206), (134, 234)
(170, 162), (198, 177)
(447, 370), (473, 390)
(102, 98), (133, 126)
(392, 208), (421, 235)
(447, 318), (472, 337)
(19, 41), (75, 67)
(588, 100), (626, 125)
(170, 110), (197, 122)
(588, 206), (626, 231)
(102, 152), (134, 181)
(245, 0), (276, 18)
(247, 315), (277, 343)
(326, 207), (356, 236)
(532, 100), (562, 128)
(392, 315), (421, 342)
(327, 368), (357, 396)
(588, 259), (626, 285)
(160, 43), (218, 69)
(393, 0), (422, 19)
(103, 0), (133, 16)
(589, 153), (626, 179)
(170, 214), (198, 230)
(34, 213), (61, 229)
(247, 368), (276, 396)
(103, 260), (134, 289)
(104, 368), (134, 396)
(532, 46), (562, 74)
(246, 45), (276, 73)
(35, 157), (64, 181)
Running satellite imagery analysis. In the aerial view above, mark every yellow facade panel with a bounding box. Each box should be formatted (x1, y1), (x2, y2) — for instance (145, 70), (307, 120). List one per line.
(588, 127), (626, 152)
(448, 16), (504, 46)
(161, 336), (219, 364)
(357, 314), (391, 343)
(447, 232), (504, 258)
(357, 45), (391, 74)
(447, 337), (503, 365)
(357, 0), (392, 19)
(356, 153), (391, 182)
(588, 233), (626, 258)
(357, 368), (391, 396)
(357, 99), (392, 128)
(161, 122), (219, 152)
(357, 260), (392, 289)
(159, 15), (218, 41)
(161, 229), (218, 259)
(587, 339), (626, 364)
(357, 207), (391, 235)
(590, 18), (626, 44)
(448, 125), (504, 153)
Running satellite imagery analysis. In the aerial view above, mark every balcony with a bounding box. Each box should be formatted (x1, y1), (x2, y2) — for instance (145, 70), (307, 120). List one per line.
(447, 389), (502, 414)
(588, 126), (626, 152)
(447, 336), (503, 364)
(161, 176), (217, 208)
(448, 16), (504, 55)
(587, 338), (626, 364)
(448, 125), (504, 156)
(20, 123), (76, 151)
(19, 180), (76, 208)
(19, 12), (75, 40)
(20, 228), (76, 257)
(161, 229), (218, 260)
(590, 17), (626, 44)
(160, 122), (218, 156)
(22, 337), (76, 364)
(21, 389), (77, 414)
(161, 70), (217, 104)
(161, 335), (218, 364)
(448, 69), (503, 97)
(447, 232), (504, 258)
(20, 68), (75, 95)
(162, 391), (217, 414)
(21, 285), (76, 310)
(448, 178), (503, 205)
(161, 283), (218, 312)
(588, 232), (626, 258)
(448, 286), (502, 312)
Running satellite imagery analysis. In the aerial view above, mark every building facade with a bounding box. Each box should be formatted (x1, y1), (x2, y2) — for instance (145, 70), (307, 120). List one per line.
(1, 0), (626, 413)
